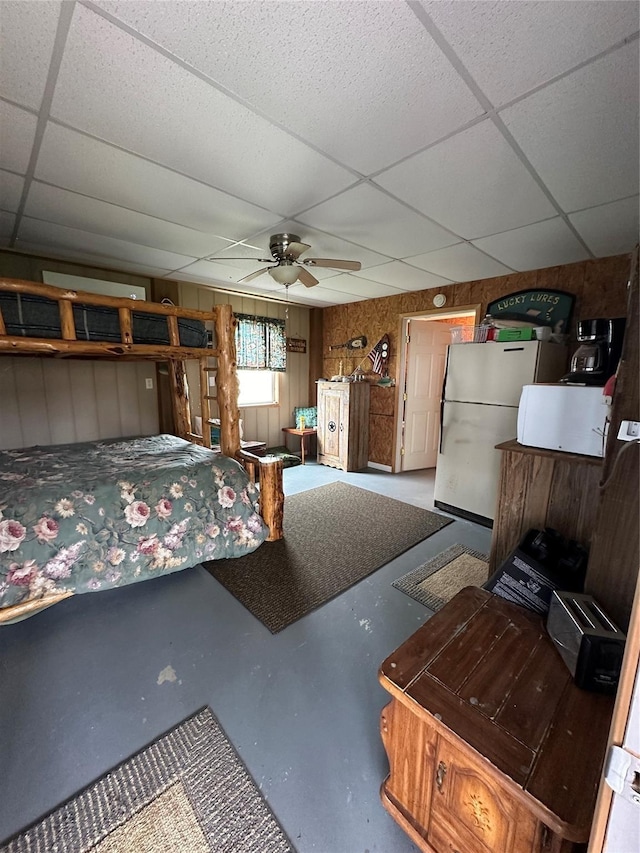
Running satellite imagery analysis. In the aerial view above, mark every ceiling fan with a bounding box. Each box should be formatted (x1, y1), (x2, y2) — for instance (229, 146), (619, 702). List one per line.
(222, 233), (362, 288)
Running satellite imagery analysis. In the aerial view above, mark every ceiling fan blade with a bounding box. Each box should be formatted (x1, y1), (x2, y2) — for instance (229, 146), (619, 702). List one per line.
(297, 267), (319, 288)
(238, 266), (273, 283)
(285, 241), (311, 260)
(216, 257), (272, 262)
(303, 258), (362, 271)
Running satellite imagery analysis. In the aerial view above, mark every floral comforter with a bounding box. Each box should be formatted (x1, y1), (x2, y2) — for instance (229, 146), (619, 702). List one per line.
(0, 434), (268, 611)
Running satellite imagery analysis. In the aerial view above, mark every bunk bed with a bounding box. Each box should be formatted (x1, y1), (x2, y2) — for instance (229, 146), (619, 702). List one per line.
(0, 277), (284, 624)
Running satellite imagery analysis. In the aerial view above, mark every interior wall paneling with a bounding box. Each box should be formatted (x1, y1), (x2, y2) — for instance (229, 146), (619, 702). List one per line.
(93, 361), (122, 440)
(308, 307), (324, 404)
(0, 357), (159, 450)
(42, 359), (74, 445)
(69, 361), (101, 442)
(585, 249), (639, 631)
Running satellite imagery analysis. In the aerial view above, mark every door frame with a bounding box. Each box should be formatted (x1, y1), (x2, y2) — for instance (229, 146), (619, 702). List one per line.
(394, 304), (481, 473)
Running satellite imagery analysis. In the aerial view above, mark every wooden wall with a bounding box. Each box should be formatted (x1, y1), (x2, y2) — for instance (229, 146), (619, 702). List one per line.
(584, 251), (638, 631)
(178, 281), (311, 449)
(321, 255), (631, 467)
(0, 358), (158, 449)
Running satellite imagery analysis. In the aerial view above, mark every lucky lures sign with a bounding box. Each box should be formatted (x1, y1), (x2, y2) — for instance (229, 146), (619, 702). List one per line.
(487, 289), (575, 334)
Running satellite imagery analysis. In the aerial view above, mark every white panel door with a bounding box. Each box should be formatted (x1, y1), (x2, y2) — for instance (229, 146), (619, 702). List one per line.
(434, 401), (519, 521)
(402, 320), (451, 471)
(445, 341), (540, 406)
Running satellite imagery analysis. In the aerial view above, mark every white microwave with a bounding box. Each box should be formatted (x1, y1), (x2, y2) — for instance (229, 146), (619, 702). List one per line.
(517, 384), (608, 457)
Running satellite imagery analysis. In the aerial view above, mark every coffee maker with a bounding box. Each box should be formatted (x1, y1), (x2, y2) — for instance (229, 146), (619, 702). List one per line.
(562, 318), (626, 385)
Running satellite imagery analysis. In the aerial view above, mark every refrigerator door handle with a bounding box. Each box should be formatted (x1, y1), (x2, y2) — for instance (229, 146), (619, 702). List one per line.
(439, 350), (450, 454)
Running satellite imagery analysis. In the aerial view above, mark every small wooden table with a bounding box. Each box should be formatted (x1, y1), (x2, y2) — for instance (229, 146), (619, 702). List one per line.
(378, 587), (614, 853)
(281, 427), (317, 464)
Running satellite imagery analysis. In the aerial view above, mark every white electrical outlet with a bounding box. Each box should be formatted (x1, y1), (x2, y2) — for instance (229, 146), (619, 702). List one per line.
(617, 420), (640, 441)
(145, 378), (154, 390)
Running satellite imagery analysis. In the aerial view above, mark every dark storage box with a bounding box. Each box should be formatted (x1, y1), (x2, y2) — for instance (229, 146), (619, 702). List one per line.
(484, 528), (587, 615)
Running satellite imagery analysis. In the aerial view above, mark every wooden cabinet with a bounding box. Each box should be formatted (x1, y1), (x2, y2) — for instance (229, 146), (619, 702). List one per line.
(316, 381), (369, 471)
(489, 439), (603, 573)
(379, 587), (614, 853)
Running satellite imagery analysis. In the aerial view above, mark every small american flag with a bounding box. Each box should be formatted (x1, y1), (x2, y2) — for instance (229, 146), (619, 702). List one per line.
(367, 335), (390, 374)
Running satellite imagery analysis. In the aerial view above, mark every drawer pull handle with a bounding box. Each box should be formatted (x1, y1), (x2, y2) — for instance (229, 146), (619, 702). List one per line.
(435, 760), (447, 792)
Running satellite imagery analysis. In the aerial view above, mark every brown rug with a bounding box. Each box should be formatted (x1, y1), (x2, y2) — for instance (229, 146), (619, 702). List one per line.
(205, 481), (452, 633)
(392, 543), (489, 612)
(2, 708), (293, 853)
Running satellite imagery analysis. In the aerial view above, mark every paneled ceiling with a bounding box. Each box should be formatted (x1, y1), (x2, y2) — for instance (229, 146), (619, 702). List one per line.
(1, 0), (638, 307)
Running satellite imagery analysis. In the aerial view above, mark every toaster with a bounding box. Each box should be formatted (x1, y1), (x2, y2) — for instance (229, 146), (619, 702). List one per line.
(546, 591), (626, 693)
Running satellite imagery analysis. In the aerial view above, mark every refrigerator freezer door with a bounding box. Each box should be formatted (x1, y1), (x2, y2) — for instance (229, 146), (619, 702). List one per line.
(444, 341), (541, 406)
(434, 401), (519, 522)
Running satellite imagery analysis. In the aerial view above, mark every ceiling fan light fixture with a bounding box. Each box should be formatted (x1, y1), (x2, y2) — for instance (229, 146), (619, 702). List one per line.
(269, 264), (299, 285)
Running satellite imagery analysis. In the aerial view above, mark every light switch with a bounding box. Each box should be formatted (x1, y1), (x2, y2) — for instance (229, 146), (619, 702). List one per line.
(145, 378), (154, 390)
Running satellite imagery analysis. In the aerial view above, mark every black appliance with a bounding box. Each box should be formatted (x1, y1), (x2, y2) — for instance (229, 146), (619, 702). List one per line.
(562, 317), (626, 385)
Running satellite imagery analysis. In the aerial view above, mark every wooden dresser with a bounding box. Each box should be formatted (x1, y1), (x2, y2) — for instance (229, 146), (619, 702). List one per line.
(378, 587), (614, 853)
(316, 381), (369, 471)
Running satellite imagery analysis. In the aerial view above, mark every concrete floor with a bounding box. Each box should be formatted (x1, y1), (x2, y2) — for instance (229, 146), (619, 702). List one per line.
(0, 462), (492, 852)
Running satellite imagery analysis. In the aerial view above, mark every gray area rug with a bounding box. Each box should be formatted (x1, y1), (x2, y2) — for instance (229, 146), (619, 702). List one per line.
(2, 708), (293, 853)
(393, 543), (489, 612)
(205, 481), (452, 633)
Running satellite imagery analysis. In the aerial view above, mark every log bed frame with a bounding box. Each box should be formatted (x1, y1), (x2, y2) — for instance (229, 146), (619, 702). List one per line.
(0, 277), (284, 622)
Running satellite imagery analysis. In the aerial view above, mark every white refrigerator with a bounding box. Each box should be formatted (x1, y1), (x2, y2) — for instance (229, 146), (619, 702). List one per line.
(433, 340), (567, 526)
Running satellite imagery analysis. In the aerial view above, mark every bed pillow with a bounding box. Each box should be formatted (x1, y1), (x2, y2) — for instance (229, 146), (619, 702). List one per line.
(293, 406), (317, 428)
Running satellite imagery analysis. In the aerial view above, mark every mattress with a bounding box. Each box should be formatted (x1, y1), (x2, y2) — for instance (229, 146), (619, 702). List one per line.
(0, 434), (268, 613)
(0, 291), (208, 347)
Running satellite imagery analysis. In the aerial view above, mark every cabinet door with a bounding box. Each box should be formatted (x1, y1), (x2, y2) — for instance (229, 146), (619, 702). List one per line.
(318, 385), (345, 468)
(429, 737), (538, 853)
(380, 699), (438, 840)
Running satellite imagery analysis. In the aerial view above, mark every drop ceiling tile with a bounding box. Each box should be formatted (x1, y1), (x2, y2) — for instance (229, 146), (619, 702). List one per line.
(352, 261), (451, 291)
(96, 1), (484, 174)
(284, 285), (366, 306)
(376, 120), (557, 239)
(25, 182), (233, 258)
(0, 211), (16, 241)
(471, 218), (590, 271)
(175, 259), (286, 292)
(16, 218), (197, 271)
(322, 274), (405, 300)
(245, 222), (391, 271)
(406, 243), (513, 282)
(14, 242), (171, 278)
(501, 42), (639, 212)
(422, 0), (639, 106)
(0, 1), (61, 109)
(36, 123), (281, 240)
(50, 5), (354, 213)
(0, 102), (37, 173)
(569, 196), (640, 257)
(297, 184), (459, 258)
(0, 170), (25, 212)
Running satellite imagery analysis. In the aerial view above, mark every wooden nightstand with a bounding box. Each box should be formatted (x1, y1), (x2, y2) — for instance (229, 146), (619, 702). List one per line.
(281, 427), (317, 464)
(378, 587), (614, 853)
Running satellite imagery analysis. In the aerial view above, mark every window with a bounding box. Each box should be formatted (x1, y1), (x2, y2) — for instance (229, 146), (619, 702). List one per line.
(235, 313), (286, 407)
(237, 370), (278, 407)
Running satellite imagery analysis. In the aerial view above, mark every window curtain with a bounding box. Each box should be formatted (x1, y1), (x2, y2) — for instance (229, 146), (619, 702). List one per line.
(235, 314), (287, 372)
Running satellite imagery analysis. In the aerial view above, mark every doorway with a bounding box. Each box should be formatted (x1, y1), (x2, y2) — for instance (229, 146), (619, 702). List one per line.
(395, 307), (479, 472)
